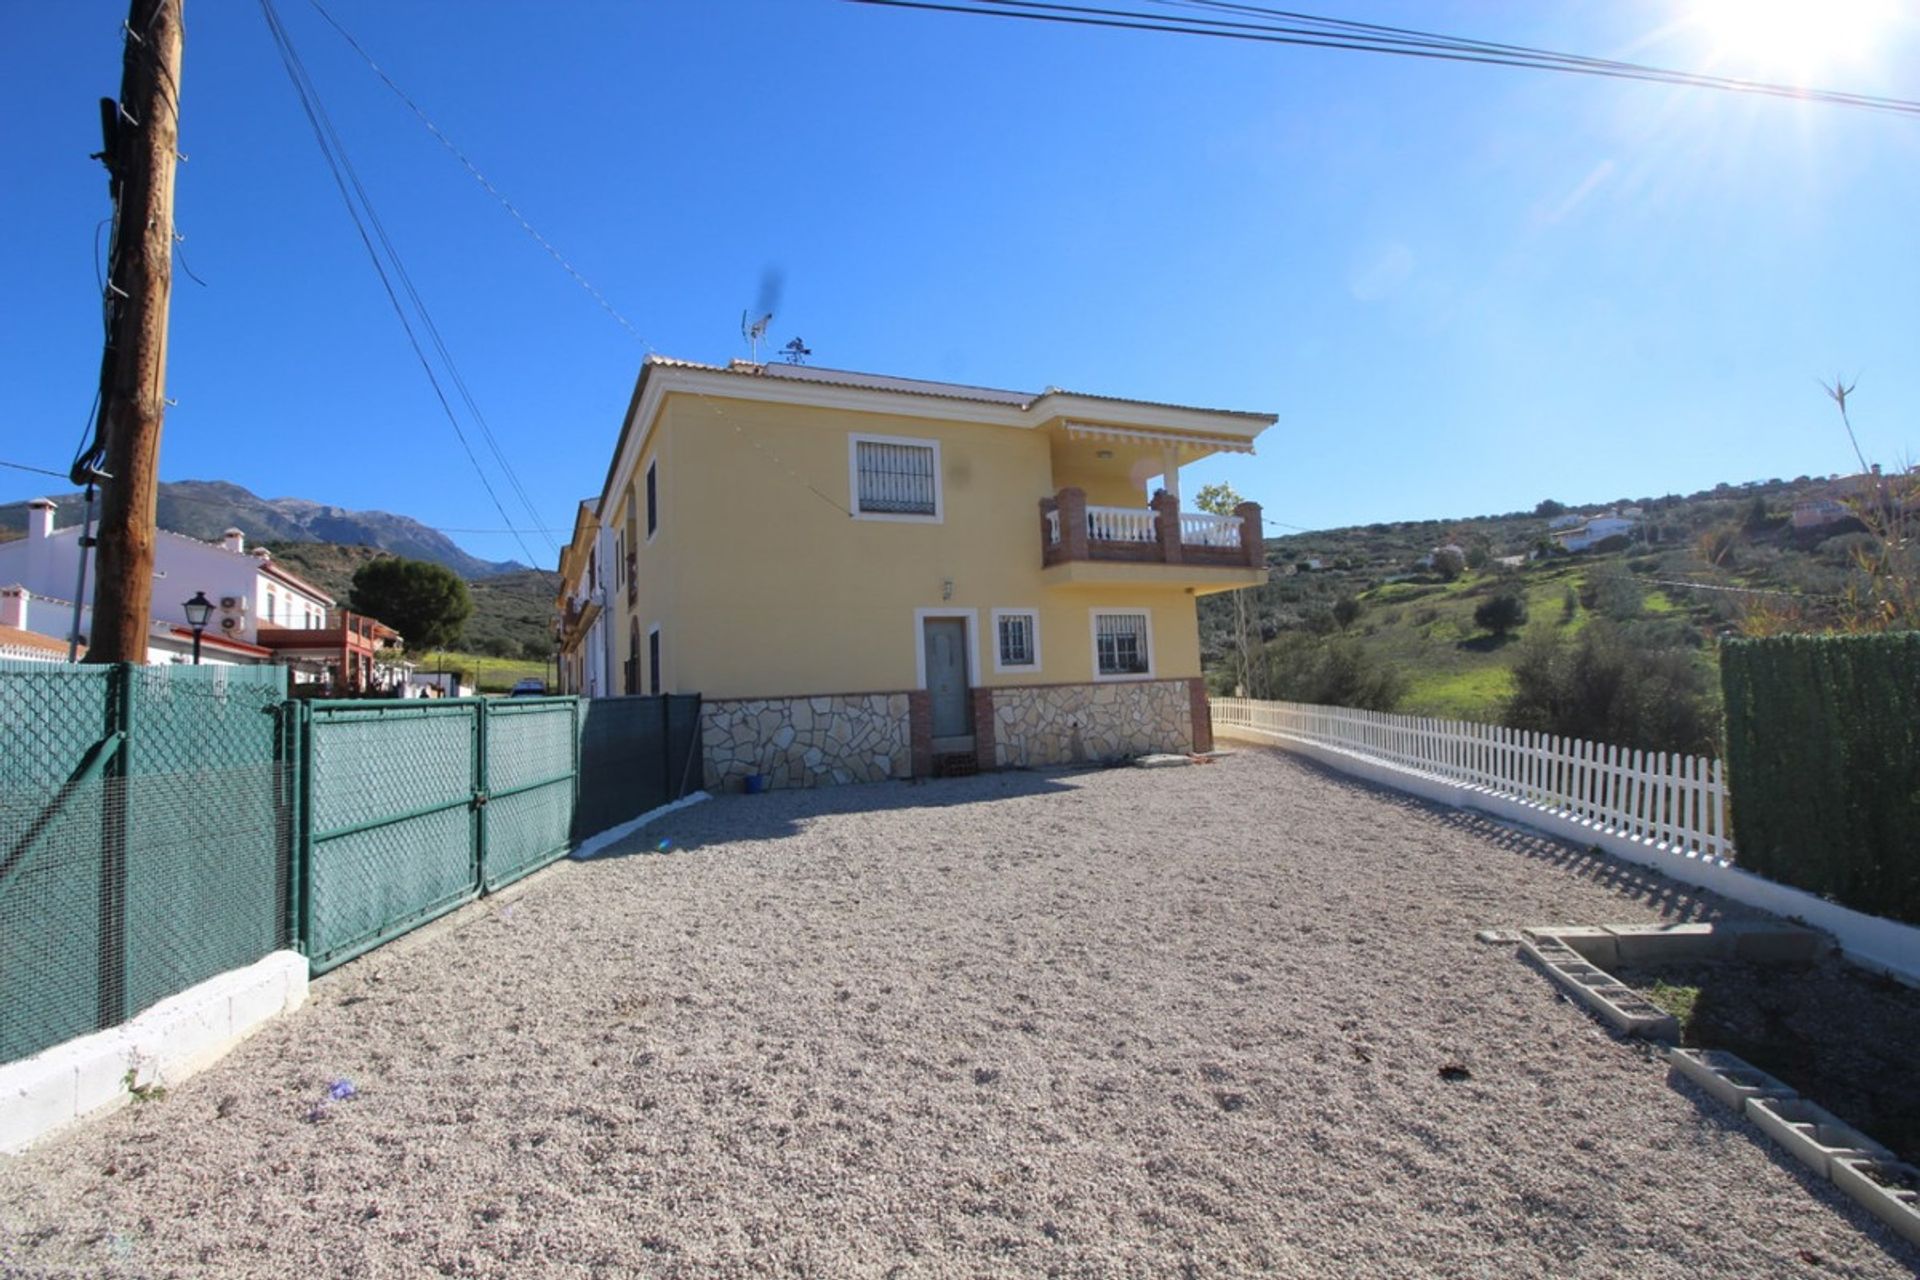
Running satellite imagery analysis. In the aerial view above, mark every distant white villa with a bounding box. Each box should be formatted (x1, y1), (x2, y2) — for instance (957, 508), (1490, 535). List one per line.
(1552, 514), (1639, 552)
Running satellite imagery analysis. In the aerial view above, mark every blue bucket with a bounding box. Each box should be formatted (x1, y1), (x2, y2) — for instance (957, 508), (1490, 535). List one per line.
(743, 773), (768, 795)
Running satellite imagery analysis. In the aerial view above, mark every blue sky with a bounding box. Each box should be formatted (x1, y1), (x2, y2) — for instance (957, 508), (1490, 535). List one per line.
(4, 1), (1917, 566)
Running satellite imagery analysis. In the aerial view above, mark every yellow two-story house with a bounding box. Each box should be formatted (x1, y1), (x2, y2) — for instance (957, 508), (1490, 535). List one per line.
(560, 356), (1273, 789)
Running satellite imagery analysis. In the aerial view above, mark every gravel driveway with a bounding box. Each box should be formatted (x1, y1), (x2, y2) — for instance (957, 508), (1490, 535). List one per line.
(2, 747), (1914, 1278)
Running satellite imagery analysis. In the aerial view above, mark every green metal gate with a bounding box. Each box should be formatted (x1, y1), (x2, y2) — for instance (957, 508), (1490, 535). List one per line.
(481, 698), (580, 890)
(298, 696), (579, 973)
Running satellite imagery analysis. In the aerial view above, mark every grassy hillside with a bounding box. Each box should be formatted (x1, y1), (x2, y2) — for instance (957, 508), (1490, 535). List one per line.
(1200, 473), (1878, 725)
(464, 570), (561, 659)
(411, 649), (552, 694)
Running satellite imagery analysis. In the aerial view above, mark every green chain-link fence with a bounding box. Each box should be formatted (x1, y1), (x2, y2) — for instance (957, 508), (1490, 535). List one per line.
(0, 662), (291, 1064)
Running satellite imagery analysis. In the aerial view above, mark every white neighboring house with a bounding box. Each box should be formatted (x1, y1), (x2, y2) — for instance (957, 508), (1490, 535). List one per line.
(1418, 543), (1467, 570)
(1553, 515), (1638, 552)
(0, 496), (332, 666)
(0, 585), (77, 664)
(1547, 513), (1586, 530)
(1792, 497), (1853, 530)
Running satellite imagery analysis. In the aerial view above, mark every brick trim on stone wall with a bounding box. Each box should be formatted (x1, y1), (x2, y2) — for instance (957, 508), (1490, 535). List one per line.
(1188, 676), (1213, 753)
(907, 690), (933, 779)
(970, 688), (997, 768)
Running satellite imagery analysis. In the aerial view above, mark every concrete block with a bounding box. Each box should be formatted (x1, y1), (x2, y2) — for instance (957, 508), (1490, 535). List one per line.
(282, 954), (310, 1015)
(0, 950), (309, 1156)
(137, 995), (234, 1081)
(0, 1055), (80, 1157)
(1520, 934), (1586, 966)
(1667, 1048), (1796, 1111)
(1519, 939), (1678, 1039)
(1830, 1158), (1920, 1247)
(1603, 923), (1718, 965)
(72, 1032), (139, 1118)
(1527, 926), (1619, 967)
(1745, 1096), (1894, 1178)
(227, 964), (294, 1035)
(1716, 921), (1826, 965)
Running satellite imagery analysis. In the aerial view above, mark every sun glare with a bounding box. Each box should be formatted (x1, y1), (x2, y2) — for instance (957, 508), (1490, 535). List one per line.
(1687, 0), (1895, 78)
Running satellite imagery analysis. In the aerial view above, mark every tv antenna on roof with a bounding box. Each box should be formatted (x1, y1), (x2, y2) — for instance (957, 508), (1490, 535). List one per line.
(741, 310), (772, 363)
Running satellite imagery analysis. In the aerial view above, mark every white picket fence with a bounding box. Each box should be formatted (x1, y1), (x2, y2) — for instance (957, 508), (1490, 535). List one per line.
(1211, 698), (1735, 863)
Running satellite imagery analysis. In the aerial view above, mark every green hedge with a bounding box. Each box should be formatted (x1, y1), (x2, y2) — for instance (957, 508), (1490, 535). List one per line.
(1721, 632), (1920, 925)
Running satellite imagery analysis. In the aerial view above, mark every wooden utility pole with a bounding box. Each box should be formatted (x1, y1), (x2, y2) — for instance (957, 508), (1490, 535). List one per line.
(85, 0), (184, 665)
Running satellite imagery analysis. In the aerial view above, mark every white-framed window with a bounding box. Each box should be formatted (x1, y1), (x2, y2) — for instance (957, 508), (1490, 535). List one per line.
(1091, 610), (1153, 680)
(992, 608), (1041, 673)
(850, 433), (942, 522)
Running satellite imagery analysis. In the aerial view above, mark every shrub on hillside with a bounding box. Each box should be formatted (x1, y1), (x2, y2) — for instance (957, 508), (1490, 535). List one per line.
(1473, 593), (1528, 637)
(1583, 565), (1644, 620)
(1502, 621), (1718, 756)
(1257, 634), (1406, 712)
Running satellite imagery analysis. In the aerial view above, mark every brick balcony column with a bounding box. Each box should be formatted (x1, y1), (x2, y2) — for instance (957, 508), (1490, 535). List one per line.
(1234, 501), (1266, 569)
(1152, 491), (1184, 565)
(1055, 488), (1090, 562)
(1039, 495), (1062, 567)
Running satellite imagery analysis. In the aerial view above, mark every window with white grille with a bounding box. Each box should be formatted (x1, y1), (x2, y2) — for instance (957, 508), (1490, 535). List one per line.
(994, 609), (1039, 672)
(850, 434), (941, 520)
(1093, 611), (1152, 678)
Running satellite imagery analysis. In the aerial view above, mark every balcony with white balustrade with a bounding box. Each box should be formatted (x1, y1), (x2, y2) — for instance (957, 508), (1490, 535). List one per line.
(1038, 486), (1269, 592)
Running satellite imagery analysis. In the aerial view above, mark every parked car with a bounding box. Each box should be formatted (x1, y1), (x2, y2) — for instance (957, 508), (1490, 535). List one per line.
(507, 678), (548, 697)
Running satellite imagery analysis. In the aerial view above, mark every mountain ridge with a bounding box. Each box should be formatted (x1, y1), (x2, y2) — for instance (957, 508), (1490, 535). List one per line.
(0, 479), (533, 580)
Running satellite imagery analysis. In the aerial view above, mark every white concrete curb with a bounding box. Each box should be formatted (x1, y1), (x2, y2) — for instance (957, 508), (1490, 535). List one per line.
(570, 791), (711, 861)
(1218, 726), (1920, 986)
(0, 949), (309, 1156)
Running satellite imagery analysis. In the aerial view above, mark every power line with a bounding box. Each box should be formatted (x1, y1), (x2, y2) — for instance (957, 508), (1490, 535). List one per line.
(257, 0), (550, 567)
(296, 0), (854, 526)
(305, 0), (649, 349)
(0, 459), (73, 480)
(847, 0), (1920, 119)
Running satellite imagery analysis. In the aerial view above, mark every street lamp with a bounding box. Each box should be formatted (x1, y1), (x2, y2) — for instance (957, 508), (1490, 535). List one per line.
(182, 591), (213, 665)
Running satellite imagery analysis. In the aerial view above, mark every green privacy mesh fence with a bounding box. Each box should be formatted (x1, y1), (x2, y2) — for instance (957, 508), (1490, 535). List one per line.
(572, 694), (703, 842)
(0, 662), (290, 1064)
(3, 670), (701, 1058)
